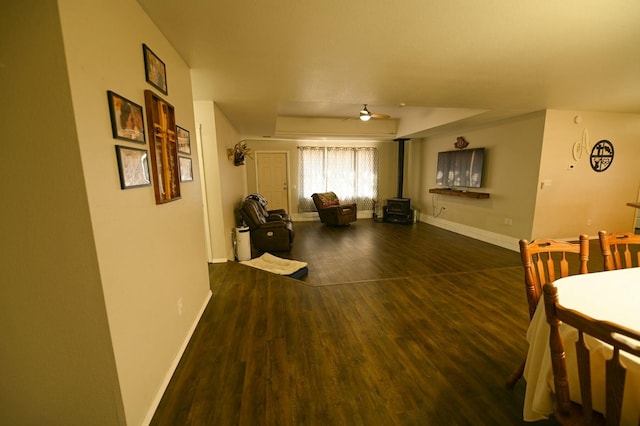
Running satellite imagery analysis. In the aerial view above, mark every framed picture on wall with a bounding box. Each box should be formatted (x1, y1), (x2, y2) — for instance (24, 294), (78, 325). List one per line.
(143, 44), (168, 95)
(179, 156), (193, 182)
(144, 90), (181, 203)
(107, 91), (145, 143)
(115, 145), (151, 189)
(177, 126), (191, 154)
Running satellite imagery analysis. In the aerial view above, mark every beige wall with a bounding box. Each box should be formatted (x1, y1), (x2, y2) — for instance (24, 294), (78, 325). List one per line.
(58, 1), (213, 423)
(0, 0), (212, 425)
(408, 110), (640, 249)
(532, 110), (640, 239)
(1, 1), (125, 424)
(194, 101), (228, 262)
(242, 139), (399, 219)
(413, 112), (546, 249)
(213, 105), (247, 259)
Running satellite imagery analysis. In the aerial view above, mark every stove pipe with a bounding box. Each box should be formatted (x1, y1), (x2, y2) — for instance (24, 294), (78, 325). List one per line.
(395, 138), (410, 198)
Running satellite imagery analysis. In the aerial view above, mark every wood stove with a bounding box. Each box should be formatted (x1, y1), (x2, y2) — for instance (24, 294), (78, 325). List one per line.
(383, 198), (413, 223)
(383, 138), (414, 224)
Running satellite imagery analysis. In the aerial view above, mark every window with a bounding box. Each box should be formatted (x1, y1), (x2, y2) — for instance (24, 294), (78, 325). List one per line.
(298, 146), (378, 212)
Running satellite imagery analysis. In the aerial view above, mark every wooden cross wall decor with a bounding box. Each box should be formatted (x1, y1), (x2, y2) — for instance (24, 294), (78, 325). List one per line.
(144, 90), (181, 204)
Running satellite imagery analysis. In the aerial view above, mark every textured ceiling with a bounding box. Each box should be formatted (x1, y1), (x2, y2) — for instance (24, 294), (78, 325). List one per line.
(137, 0), (640, 140)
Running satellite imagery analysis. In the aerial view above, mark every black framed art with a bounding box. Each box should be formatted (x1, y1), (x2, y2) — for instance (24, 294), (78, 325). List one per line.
(179, 156), (193, 182)
(177, 126), (191, 155)
(107, 91), (145, 143)
(143, 44), (168, 95)
(115, 145), (151, 189)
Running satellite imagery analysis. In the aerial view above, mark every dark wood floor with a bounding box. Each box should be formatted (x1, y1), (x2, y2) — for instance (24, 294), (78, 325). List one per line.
(152, 220), (606, 425)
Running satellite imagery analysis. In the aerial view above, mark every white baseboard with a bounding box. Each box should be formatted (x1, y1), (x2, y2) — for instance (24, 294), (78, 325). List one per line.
(208, 257), (229, 264)
(422, 216), (520, 252)
(142, 290), (213, 425)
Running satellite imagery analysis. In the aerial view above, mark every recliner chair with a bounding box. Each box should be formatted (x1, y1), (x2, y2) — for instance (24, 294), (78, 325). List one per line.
(311, 192), (357, 226)
(239, 196), (294, 252)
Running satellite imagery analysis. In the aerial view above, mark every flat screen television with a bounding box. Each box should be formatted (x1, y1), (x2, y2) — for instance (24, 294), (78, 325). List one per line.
(435, 147), (485, 188)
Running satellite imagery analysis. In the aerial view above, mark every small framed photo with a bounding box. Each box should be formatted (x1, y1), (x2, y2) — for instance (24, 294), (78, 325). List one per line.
(143, 44), (167, 95)
(177, 126), (191, 154)
(179, 156), (193, 182)
(115, 145), (151, 189)
(107, 91), (145, 143)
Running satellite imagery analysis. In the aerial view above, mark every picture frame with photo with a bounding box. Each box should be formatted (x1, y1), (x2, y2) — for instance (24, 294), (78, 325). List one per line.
(177, 126), (191, 154)
(115, 145), (151, 189)
(179, 156), (193, 182)
(107, 91), (145, 143)
(143, 44), (168, 95)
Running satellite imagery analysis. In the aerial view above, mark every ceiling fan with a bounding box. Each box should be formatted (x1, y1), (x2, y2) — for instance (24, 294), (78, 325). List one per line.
(359, 104), (390, 121)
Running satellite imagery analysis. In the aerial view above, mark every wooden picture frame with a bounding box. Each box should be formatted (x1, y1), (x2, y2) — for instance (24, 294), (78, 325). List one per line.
(179, 156), (193, 182)
(177, 126), (191, 154)
(143, 44), (168, 95)
(107, 91), (145, 143)
(144, 90), (181, 204)
(115, 145), (151, 189)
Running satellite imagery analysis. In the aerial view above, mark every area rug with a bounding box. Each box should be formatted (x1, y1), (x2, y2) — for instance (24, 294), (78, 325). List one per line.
(240, 253), (308, 279)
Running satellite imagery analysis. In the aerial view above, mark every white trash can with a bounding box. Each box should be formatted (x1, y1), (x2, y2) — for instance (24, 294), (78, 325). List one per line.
(235, 226), (251, 261)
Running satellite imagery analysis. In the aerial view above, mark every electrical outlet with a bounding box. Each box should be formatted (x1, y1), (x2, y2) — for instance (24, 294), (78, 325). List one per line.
(504, 218), (513, 225)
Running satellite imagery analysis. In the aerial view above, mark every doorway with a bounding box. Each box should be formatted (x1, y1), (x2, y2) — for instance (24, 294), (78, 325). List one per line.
(256, 152), (289, 212)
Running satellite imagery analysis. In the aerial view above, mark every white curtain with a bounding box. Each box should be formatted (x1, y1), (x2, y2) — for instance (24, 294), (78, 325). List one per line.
(298, 146), (378, 212)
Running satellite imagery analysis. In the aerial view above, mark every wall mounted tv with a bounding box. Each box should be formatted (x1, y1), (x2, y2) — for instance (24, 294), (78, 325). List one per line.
(435, 147), (485, 188)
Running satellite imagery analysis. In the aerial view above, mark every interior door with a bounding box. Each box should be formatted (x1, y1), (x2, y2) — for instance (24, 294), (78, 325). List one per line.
(256, 152), (289, 211)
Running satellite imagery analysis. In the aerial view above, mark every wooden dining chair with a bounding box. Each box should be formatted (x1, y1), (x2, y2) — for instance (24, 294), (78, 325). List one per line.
(598, 230), (640, 271)
(506, 235), (590, 388)
(543, 282), (640, 425)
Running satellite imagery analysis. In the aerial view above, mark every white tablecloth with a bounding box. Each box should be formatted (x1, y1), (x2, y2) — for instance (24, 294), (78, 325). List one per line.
(523, 267), (640, 425)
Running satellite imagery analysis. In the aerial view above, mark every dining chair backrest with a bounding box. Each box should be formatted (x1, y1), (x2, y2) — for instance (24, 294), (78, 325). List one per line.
(519, 236), (590, 320)
(505, 235), (590, 389)
(598, 230), (640, 271)
(543, 282), (640, 425)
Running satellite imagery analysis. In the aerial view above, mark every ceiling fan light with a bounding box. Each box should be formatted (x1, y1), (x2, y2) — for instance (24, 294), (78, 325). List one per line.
(360, 114), (371, 121)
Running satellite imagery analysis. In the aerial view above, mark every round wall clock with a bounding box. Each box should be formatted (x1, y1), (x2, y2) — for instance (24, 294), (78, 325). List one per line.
(590, 140), (614, 172)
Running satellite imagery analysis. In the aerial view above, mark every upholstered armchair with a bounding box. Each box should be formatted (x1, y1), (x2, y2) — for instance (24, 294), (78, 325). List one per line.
(239, 197), (294, 252)
(311, 192), (357, 226)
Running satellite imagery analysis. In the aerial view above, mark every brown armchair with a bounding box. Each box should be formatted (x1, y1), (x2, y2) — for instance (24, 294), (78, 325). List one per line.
(311, 192), (357, 226)
(239, 197), (294, 252)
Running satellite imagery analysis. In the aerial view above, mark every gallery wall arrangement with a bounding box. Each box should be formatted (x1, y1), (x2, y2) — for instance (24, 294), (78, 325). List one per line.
(107, 43), (193, 201)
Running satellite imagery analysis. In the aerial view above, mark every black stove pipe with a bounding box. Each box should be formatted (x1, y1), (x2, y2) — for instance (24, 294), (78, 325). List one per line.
(395, 138), (410, 198)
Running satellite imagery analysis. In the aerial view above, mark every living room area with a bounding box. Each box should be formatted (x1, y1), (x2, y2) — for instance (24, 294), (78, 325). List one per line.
(6, 2), (640, 425)
(217, 108), (640, 260)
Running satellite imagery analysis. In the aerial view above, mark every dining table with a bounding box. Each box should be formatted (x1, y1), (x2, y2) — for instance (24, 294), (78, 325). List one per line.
(522, 267), (640, 424)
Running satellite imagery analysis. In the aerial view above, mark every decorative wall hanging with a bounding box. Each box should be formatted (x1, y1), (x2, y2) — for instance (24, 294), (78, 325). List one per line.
(143, 44), (168, 95)
(454, 136), (469, 149)
(227, 141), (252, 166)
(107, 91), (145, 143)
(144, 90), (181, 204)
(179, 156), (193, 182)
(176, 126), (191, 154)
(572, 128), (590, 161)
(115, 145), (151, 189)
(590, 140), (614, 172)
